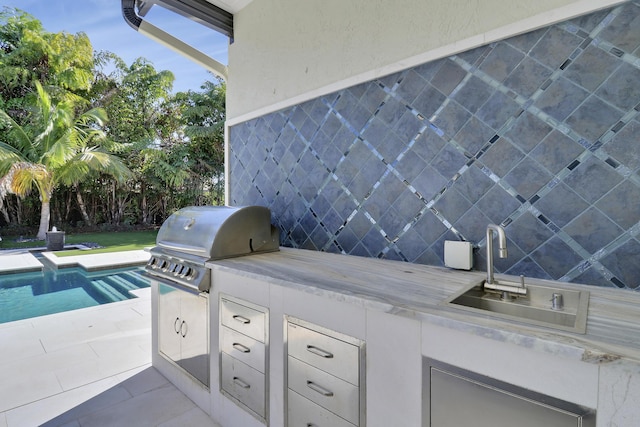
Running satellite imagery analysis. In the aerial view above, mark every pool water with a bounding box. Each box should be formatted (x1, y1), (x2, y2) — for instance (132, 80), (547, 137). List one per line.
(0, 266), (150, 323)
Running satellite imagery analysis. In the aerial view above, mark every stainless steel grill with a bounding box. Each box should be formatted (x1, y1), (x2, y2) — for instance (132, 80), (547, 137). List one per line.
(145, 205), (279, 292)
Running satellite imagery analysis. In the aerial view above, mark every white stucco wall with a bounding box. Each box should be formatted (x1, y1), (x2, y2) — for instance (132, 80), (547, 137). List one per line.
(226, 0), (624, 124)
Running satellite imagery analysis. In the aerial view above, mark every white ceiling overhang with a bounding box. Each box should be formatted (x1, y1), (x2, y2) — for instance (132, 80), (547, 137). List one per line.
(202, 0), (253, 14)
(122, 0), (253, 80)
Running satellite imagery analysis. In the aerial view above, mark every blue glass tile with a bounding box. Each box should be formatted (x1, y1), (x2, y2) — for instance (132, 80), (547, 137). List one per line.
(432, 144), (467, 178)
(480, 138), (524, 177)
(506, 257), (553, 280)
(411, 84), (447, 119)
(530, 130), (585, 174)
(413, 129), (447, 162)
(478, 42), (525, 82)
(454, 116), (495, 155)
(564, 207), (623, 254)
(431, 59), (467, 95)
(394, 227), (430, 262)
(453, 206), (493, 244)
(508, 211), (554, 253)
(504, 112), (553, 152)
(504, 158), (553, 199)
(596, 180), (640, 230)
(411, 167), (448, 201)
(453, 164), (495, 204)
(596, 63), (640, 111)
(598, 2), (640, 54)
(534, 77), (589, 122)
(531, 236), (584, 279)
(564, 156), (623, 204)
(432, 101), (471, 138)
(476, 185), (521, 224)
(530, 26), (582, 69)
(433, 188), (473, 224)
(563, 45), (621, 92)
(396, 70), (428, 104)
(600, 239), (640, 289)
(452, 75), (493, 114)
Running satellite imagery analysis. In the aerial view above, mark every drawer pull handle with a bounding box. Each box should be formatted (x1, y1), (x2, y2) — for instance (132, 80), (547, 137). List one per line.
(307, 424), (319, 427)
(232, 342), (251, 353)
(233, 376), (251, 389)
(307, 345), (333, 359)
(174, 317), (181, 334)
(306, 380), (334, 397)
(232, 314), (251, 324)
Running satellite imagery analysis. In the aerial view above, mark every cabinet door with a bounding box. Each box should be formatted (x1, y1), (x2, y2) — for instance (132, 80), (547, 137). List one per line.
(179, 292), (209, 387)
(158, 283), (182, 363)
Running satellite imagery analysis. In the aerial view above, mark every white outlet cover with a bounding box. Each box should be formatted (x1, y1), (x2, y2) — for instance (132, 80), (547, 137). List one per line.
(444, 240), (473, 270)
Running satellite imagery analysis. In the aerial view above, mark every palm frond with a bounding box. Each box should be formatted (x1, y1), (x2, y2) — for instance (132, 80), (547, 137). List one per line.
(41, 128), (79, 168)
(2, 161), (50, 198)
(57, 148), (132, 186)
(0, 108), (35, 157)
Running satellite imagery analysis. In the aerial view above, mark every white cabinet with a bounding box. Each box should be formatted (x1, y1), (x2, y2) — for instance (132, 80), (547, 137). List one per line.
(158, 282), (209, 388)
(286, 317), (365, 427)
(220, 295), (269, 423)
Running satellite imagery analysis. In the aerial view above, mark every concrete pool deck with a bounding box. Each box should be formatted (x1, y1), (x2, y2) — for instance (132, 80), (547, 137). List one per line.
(0, 249), (152, 273)
(0, 251), (220, 427)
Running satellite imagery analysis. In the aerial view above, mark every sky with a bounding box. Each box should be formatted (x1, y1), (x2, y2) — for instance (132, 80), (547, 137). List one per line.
(1, 0), (230, 93)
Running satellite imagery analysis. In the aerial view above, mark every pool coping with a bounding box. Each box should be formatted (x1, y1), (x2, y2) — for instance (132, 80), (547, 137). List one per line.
(0, 249), (151, 274)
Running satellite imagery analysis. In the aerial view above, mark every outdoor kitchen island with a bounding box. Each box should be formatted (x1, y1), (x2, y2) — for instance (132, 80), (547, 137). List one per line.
(151, 247), (640, 426)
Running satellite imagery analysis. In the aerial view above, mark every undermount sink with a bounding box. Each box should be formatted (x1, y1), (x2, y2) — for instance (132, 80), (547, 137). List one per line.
(444, 280), (590, 334)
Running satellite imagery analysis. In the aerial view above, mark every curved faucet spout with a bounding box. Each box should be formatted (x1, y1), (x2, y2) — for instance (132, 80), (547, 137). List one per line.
(486, 224), (507, 285)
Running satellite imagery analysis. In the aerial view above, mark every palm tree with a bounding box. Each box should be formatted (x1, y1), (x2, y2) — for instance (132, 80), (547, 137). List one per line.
(0, 81), (131, 239)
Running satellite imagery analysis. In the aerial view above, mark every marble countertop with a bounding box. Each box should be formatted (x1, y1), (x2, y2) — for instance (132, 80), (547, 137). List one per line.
(207, 247), (640, 364)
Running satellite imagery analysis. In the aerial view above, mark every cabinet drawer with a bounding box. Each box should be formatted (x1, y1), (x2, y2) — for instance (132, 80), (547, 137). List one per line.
(221, 298), (266, 342)
(288, 389), (356, 427)
(221, 326), (265, 373)
(288, 322), (359, 385)
(288, 356), (359, 425)
(221, 353), (265, 417)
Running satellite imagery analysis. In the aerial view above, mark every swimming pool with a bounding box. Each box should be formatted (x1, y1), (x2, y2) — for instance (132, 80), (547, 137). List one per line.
(0, 266), (150, 323)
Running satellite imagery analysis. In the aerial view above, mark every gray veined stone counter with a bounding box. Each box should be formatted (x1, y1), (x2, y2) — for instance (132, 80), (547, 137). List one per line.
(207, 247), (640, 364)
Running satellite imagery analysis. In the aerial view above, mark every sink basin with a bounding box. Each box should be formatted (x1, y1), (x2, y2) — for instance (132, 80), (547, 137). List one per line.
(445, 280), (589, 334)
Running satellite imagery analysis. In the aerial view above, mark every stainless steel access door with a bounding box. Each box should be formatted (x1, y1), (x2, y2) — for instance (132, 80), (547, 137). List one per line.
(424, 358), (595, 427)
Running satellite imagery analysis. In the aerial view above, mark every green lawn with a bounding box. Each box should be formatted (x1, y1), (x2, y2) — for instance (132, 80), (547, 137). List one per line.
(0, 229), (157, 256)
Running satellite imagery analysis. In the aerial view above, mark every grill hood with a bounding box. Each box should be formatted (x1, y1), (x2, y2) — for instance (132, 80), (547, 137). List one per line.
(156, 205), (278, 260)
(147, 206), (279, 292)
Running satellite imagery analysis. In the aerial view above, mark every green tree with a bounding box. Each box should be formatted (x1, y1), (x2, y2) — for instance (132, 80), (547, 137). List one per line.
(90, 56), (178, 224)
(178, 78), (226, 205)
(0, 7), (93, 117)
(0, 82), (131, 239)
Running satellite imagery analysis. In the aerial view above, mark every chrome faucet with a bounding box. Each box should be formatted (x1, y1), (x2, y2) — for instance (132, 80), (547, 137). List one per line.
(485, 224), (507, 285)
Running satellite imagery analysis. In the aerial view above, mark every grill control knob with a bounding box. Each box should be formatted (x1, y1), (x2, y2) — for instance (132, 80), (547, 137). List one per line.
(173, 264), (182, 276)
(180, 267), (192, 279)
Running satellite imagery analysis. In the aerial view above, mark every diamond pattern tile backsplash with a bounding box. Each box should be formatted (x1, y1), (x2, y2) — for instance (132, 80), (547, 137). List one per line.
(229, 1), (640, 289)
